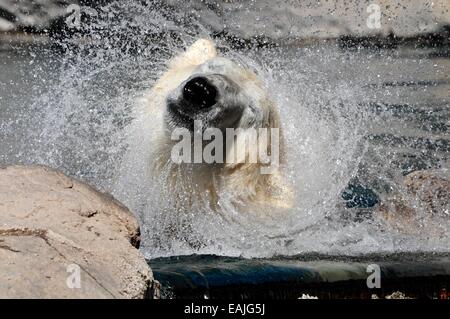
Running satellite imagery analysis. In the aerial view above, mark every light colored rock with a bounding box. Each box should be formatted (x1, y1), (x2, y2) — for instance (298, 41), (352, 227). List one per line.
(385, 291), (413, 299)
(0, 0), (72, 29)
(168, 0), (450, 39)
(299, 294), (318, 299)
(376, 168), (449, 235)
(403, 169), (450, 216)
(0, 165), (153, 299)
(0, 17), (15, 32)
(372, 291), (413, 299)
(1, 0), (449, 39)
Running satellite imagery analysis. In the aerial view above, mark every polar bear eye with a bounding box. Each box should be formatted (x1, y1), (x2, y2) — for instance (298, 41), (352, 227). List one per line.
(183, 76), (217, 109)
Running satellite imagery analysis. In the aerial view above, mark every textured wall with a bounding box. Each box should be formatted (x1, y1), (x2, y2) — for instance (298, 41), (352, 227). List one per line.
(1, 0), (449, 37)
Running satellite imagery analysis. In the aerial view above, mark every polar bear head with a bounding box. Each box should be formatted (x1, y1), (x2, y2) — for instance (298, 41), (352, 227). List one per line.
(147, 39), (291, 212)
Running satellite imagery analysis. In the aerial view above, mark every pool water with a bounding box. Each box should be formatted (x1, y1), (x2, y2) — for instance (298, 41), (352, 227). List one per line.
(0, 2), (448, 261)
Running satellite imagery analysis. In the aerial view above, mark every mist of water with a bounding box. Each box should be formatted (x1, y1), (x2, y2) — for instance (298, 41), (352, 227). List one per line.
(2, 1), (448, 258)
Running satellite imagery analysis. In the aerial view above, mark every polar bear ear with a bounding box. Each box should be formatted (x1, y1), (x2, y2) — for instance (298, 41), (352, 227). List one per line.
(170, 38), (217, 69)
(185, 38), (217, 62)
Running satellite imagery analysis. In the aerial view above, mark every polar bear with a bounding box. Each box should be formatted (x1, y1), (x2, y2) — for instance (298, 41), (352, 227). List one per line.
(145, 39), (292, 214)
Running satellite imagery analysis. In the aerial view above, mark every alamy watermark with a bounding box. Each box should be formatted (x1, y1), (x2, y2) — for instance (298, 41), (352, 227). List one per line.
(170, 121), (279, 174)
(366, 264), (381, 289)
(65, 4), (81, 28)
(65, 4), (98, 29)
(66, 263), (81, 289)
(366, 4), (382, 29)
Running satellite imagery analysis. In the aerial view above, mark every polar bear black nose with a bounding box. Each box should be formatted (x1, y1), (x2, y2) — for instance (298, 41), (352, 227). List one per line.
(183, 76), (217, 108)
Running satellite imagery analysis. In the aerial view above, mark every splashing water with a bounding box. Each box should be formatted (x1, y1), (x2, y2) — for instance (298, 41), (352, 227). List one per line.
(1, 1), (448, 258)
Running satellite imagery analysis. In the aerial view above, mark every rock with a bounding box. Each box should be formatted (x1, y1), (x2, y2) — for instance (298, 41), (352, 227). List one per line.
(372, 291), (413, 299)
(149, 280), (161, 299)
(0, 0), (73, 29)
(174, 0), (450, 39)
(0, 17), (15, 32)
(403, 169), (450, 216)
(376, 168), (449, 235)
(1, 0), (450, 39)
(298, 294), (318, 299)
(0, 165), (154, 299)
(385, 291), (412, 299)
